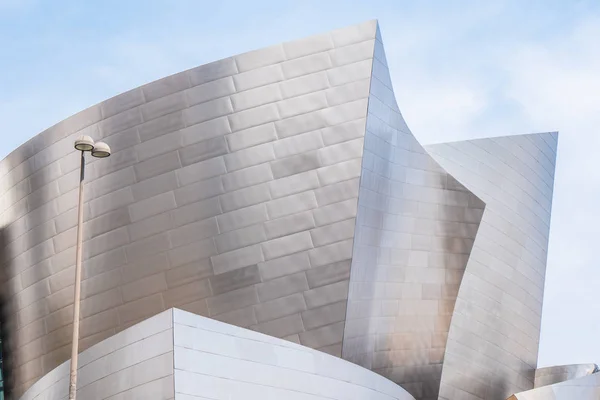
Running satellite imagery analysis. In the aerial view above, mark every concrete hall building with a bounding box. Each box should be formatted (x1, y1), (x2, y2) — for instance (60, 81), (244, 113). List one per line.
(0, 19), (593, 400)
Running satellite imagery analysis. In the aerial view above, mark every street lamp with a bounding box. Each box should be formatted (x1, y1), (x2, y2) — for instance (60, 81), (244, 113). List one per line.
(69, 135), (111, 400)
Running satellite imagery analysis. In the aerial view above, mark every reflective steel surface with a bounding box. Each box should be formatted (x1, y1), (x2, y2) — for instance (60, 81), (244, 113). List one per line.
(534, 364), (598, 388)
(341, 27), (484, 400)
(0, 19), (561, 400)
(508, 368), (600, 400)
(0, 20), (380, 396)
(427, 134), (557, 399)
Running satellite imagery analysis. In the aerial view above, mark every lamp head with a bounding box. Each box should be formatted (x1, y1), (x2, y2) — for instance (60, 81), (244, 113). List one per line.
(74, 135), (95, 151)
(91, 141), (111, 158)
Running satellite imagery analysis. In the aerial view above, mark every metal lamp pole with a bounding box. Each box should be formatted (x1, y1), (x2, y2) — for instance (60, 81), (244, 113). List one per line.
(69, 136), (111, 400)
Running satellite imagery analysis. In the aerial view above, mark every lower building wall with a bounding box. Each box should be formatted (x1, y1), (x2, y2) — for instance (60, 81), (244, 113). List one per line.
(19, 308), (415, 400)
(534, 363), (598, 388)
(18, 309), (175, 400)
(509, 372), (600, 400)
(173, 308), (415, 400)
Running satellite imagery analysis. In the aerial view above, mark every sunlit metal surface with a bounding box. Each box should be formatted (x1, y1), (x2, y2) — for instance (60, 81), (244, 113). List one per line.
(426, 134), (557, 399)
(534, 364), (599, 388)
(341, 27), (484, 400)
(0, 20), (378, 397)
(508, 368), (600, 400)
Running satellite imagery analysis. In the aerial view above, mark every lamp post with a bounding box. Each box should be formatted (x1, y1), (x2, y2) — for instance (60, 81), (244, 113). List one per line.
(69, 135), (111, 400)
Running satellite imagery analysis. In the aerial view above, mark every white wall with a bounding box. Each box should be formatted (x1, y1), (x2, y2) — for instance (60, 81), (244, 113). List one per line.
(19, 309), (174, 400)
(512, 372), (600, 399)
(20, 308), (415, 400)
(173, 308), (415, 400)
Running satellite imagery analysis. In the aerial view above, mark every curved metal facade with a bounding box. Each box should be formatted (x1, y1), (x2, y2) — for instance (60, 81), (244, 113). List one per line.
(510, 369), (600, 400)
(0, 19), (559, 400)
(341, 28), (484, 400)
(426, 134), (557, 399)
(534, 364), (598, 388)
(0, 20), (381, 397)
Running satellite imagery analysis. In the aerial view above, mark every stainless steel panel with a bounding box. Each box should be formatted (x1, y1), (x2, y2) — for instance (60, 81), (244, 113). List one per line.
(131, 171), (178, 201)
(232, 64), (284, 92)
(176, 156), (226, 187)
(261, 231), (314, 260)
(167, 238), (216, 269)
(279, 71), (329, 100)
(208, 265), (261, 296)
(305, 260), (351, 289)
(218, 182), (271, 212)
(173, 176), (223, 207)
(251, 313), (305, 338)
(235, 43), (286, 73)
(133, 150), (181, 181)
(214, 224), (266, 254)
(254, 293), (307, 323)
(142, 71), (190, 103)
(281, 52), (332, 79)
(178, 137), (228, 167)
(182, 96), (233, 127)
(428, 132), (556, 400)
(187, 57), (238, 87)
(137, 111), (185, 142)
(185, 78), (235, 110)
(223, 142), (275, 172)
(135, 132), (182, 162)
(100, 88), (145, 119)
(221, 163), (273, 192)
(301, 300), (347, 330)
(227, 103), (280, 132)
(257, 251), (311, 281)
(225, 122), (277, 152)
(339, 27), (487, 400)
(256, 272), (309, 302)
(206, 286), (259, 317)
(330, 40), (375, 67)
(210, 244), (264, 275)
(99, 107), (143, 138)
(268, 170), (320, 199)
(299, 321), (344, 349)
(163, 278), (212, 309)
(128, 192), (176, 222)
(263, 210), (315, 240)
(216, 203), (268, 233)
(230, 83), (282, 112)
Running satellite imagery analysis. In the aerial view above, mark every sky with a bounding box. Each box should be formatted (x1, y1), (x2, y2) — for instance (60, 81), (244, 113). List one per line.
(1, 0), (599, 368)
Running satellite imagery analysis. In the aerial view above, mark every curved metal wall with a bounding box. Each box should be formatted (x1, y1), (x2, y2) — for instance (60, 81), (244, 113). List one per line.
(510, 371), (600, 400)
(341, 28), (484, 400)
(0, 21), (380, 397)
(426, 133), (557, 400)
(534, 364), (598, 388)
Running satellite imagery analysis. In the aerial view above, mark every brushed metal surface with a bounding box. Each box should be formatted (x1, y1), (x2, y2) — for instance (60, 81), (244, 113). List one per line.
(534, 364), (598, 388)
(509, 368), (600, 400)
(0, 21), (380, 397)
(0, 19), (560, 400)
(340, 26), (484, 400)
(426, 133), (557, 400)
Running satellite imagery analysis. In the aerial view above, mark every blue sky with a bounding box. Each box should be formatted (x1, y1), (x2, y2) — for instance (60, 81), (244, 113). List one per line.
(1, 0), (599, 367)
